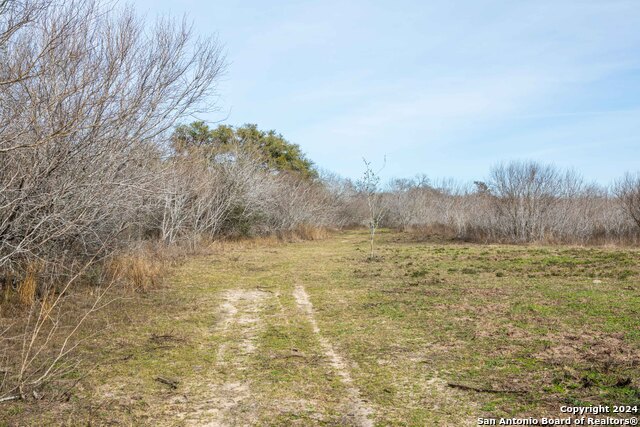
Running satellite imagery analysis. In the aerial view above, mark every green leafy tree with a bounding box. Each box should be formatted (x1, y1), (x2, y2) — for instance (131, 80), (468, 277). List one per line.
(171, 122), (316, 178)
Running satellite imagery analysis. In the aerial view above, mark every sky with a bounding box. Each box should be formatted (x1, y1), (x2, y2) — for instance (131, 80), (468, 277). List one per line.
(133, 0), (640, 185)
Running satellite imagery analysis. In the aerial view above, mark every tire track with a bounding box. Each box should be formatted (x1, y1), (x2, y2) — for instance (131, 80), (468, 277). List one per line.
(293, 284), (374, 427)
(183, 289), (269, 426)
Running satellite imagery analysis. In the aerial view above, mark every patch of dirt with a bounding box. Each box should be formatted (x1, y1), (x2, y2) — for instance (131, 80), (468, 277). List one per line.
(536, 332), (640, 368)
(179, 288), (270, 426)
(148, 332), (187, 350)
(293, 284), (375, 427)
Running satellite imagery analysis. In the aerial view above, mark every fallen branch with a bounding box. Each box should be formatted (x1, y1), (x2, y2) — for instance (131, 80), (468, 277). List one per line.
(447, 382), (527, 394)
(269, 352), (306, 360)
(0, 395), (21, 403)
(155, 376), (179, 390)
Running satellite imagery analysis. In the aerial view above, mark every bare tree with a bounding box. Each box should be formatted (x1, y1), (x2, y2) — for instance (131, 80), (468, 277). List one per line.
(487, 161), (563, 242)
(615, 173), (640, 230)
(376, 162), (637, 244)
(0, 0), (226, 399)
(357, 158), (385, 258)
(320, 171), (362, 229)
(0, 0), (225, 278)
(385, 176), (431, 231)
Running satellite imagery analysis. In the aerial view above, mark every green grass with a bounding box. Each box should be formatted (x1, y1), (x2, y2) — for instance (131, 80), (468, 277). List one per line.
(3, 230), (639, 425)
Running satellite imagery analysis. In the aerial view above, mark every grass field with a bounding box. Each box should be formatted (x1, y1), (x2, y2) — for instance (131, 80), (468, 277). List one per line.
(4, 230), (640, 426)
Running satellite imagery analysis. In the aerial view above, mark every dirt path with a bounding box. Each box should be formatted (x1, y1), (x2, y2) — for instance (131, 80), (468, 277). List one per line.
(293, 284), (375, 427)
(188, 284), (375, 426)
(14, 232), (489, 426)
(181, 289), (270, 426)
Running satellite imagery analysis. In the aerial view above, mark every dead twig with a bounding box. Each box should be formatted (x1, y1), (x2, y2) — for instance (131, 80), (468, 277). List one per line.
(0, 395), (20, 403)
(447, 382), (527, 394)
(155, 376), (179, 390)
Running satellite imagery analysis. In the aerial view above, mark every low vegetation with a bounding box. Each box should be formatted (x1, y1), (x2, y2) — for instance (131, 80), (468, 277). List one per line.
(2, 230), (638, 425)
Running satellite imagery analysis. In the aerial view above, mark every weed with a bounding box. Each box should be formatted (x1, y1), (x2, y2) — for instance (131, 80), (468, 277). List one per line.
(106, 251), (163, 291)
(18, 262), (40, 306)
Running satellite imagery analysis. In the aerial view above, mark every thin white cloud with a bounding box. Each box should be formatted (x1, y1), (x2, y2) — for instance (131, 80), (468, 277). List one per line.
(133, 0), (640, 182)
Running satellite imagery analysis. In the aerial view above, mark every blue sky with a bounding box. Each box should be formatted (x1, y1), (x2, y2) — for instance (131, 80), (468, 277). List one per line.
(133, 0), (640, 184)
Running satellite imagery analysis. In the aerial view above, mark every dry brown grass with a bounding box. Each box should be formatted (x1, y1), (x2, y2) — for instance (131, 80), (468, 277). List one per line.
(217, 235), (281, 251)
(106, 251), (164, 291)
(17, 262), (40, 306)
(39, 288), (56, 321)
(103, 239), (219, 291)
(1, 272), (14, 305)
(405, 223), (460, 242)
(270, 225), (330, 242)
(406, 224), (640, 246)
(292, 224), (328, 241)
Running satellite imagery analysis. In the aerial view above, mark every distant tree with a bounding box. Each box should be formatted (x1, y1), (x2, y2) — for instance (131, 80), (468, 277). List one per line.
(473, 181), (490, 195)
(615, 173), (640, 230)
(172, 121), (231, 151)
(171, 122), (317, 178)
(386, 176), (434, 231)
(487, 161), (563, 242)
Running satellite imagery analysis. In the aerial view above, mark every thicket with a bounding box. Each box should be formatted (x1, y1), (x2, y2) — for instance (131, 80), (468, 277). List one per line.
(0, 0), (342, 292)
(381, 161), (640, 245)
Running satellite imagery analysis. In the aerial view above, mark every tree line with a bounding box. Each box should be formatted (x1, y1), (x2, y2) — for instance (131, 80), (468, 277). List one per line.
(382, 162), (640, 245)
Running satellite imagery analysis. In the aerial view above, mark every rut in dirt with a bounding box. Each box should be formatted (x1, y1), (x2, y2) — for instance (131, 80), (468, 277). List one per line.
(293, 284), (375, 427)
(182, 289), (270, 426)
